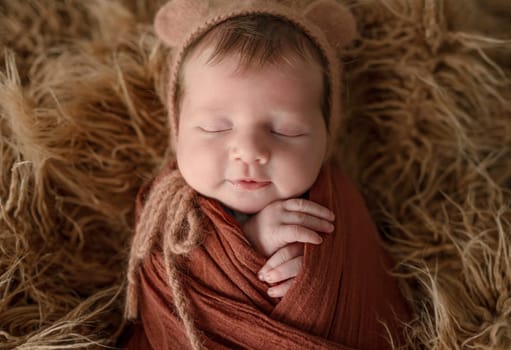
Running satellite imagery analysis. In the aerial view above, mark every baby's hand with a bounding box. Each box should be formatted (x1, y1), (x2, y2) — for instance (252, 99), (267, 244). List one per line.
(257, 242), (304, 298)
(243, 198), (335, 298)
(243, 198), (335, 257)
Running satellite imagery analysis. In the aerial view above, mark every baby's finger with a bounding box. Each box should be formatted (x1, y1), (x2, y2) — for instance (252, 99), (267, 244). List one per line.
(283, 198), (335, 221)
(267, 278), (295, 298)
(281, 210), (335, 234)
(279, 225), (324, 246)
(260, 256), (303, 284)
(258, 243), (303, 277)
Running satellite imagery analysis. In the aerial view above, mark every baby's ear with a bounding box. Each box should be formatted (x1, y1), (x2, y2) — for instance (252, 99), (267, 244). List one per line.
(304, 0), (357, 51)
(154, 0), (209, 47)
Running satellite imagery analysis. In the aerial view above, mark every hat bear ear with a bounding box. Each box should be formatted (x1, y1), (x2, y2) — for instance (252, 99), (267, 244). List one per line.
(154, 0), (209, 47)
(304, 0), (357, 51)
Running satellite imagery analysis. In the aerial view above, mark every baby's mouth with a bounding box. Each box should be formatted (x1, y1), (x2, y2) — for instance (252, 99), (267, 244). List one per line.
(229, 179), (271, 190)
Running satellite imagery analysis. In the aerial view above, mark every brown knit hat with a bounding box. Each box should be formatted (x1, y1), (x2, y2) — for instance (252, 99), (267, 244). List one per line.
(154, 0), (357, 155)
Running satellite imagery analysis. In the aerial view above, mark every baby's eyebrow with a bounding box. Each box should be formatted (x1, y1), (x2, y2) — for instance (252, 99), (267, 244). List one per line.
(198, 105), (233, 116)
(271, 110), (319, 123)
(185, 104), (228, 117)
(193, 114), (233, 127)
(188, 104), (215, 112)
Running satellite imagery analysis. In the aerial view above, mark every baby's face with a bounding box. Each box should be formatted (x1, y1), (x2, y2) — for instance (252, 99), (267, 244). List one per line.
(176, 51), (327, 214)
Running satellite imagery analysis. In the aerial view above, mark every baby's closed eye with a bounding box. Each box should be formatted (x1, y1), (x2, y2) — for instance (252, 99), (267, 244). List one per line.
(196, 118), (233, 133)
(271, 128), (308, 137)
(270, 123), (310, 137)
(197, 125), (232, 133)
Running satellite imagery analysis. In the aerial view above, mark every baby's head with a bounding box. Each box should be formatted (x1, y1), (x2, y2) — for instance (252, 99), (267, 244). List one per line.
(155, 0), (356, 214)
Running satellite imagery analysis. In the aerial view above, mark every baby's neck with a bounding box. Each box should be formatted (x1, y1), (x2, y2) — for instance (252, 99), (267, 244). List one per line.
(224, 207), (252, 225)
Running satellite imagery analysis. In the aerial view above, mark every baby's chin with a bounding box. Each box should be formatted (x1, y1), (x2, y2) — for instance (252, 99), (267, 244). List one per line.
(223, 200), (270, 215)
(215, 189), (310, 215)
(221, 192), (300, 214)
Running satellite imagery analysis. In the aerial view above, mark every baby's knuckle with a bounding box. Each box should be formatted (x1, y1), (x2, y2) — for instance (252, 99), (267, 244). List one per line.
(294, 198), (307, 211)
(293, 212), (307, 224)
(276, 199), (289, 210)
(279, 247), (292, 262)
(290, 224), (303, 239)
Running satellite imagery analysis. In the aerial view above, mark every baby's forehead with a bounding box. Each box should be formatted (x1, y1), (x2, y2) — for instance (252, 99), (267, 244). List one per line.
(179, 54), (325, 127)
(177, 46), (327, 123)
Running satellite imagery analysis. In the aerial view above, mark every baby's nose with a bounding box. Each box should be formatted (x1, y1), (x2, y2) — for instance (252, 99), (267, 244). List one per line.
(230, 134), (269, 165)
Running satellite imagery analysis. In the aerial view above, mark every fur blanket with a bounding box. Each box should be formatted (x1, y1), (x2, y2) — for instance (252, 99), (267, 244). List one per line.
(0, 0), (510, 349)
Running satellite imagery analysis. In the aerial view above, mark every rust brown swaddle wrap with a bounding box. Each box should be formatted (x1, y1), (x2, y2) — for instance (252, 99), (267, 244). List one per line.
(124, 161), (410, 349)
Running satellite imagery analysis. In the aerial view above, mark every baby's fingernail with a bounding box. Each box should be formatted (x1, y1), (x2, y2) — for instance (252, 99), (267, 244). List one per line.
(329, 212), (335, 220)
(267, 289), (277, 297)
(328, 223), (335, 232)
(258, 272), (265, 281)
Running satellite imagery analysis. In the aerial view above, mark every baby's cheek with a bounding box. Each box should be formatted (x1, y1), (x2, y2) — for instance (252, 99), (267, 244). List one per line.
(177, 138), (223, 188)
(281, 149), (322, 192)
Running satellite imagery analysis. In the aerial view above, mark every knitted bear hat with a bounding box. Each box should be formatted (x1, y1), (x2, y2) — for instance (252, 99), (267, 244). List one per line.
(154, 0), (357, 155)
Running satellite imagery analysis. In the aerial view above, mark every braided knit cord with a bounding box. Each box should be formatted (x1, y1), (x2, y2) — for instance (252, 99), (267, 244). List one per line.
(126, 168), (205, 349)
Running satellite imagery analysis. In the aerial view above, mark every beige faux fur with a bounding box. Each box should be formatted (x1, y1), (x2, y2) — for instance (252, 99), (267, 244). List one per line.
(0, 0), (510, 349)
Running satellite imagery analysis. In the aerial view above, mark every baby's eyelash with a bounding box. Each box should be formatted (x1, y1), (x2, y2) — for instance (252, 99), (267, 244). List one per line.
(198, 126), (231, 133)
(271, 130), (307, 137)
